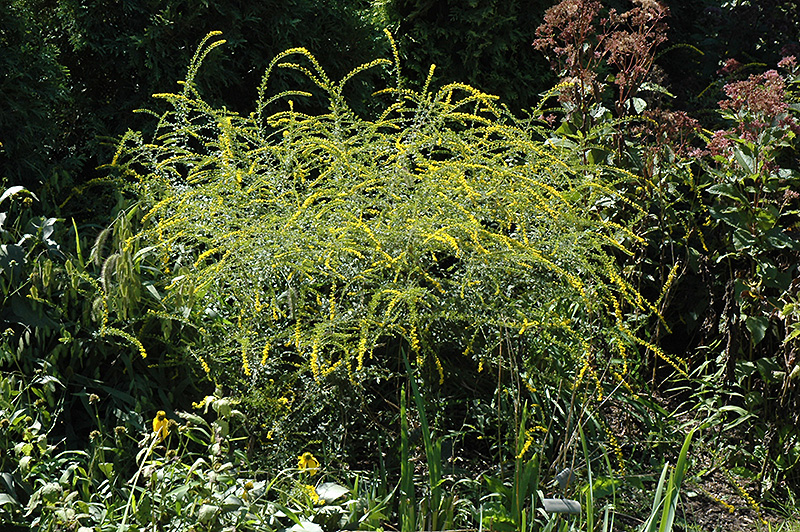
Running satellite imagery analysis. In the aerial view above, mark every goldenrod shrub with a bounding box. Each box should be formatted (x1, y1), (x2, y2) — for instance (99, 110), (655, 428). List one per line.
(113, 32), (681, 406)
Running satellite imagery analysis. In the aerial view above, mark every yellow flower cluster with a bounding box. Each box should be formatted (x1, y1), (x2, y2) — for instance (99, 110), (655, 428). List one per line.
(303, 484), (320, 505)
(242, 481), (254, 501)
(727, 471), (767, 526)
(516, 426), (547, 459)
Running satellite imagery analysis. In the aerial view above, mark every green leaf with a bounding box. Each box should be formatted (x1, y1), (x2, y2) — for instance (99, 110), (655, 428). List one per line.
(707, 205), (746, 230)
(316, 482), (349, 503)
(625, 475), (647, 490)
(630, 97), (647, 114)
(9, 294), (59, 329)
(98, 462), (114, 480)
(556, 120), (578, 138)
(0, 243), (25, 275)
(288, 522), (324, 532)
(732, 229), (755, 251)
(587, 148), (611, 165)
(590, 104), (611, 119)
(144, 282), (162, 301)
(659, 428), (695, 532)
(732, 146), (755, 174)
(586, 476), (623, 499)
(745, 315), (769, 344)
(754, 356), (782, 381)
(221, 495), (244, 511)
(0, 493), (18, 506)
(639, 81), (675, 98)
(197, 503), (219, 524)
(706, 183), (747, 204)
(764, 228), (800, 250)
(32, 375), (62, 387)
(167, 484), (191, 501)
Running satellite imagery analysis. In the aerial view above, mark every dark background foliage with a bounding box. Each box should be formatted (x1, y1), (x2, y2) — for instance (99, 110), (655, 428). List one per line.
(4, 0), (799, 207)
(3, 0), (385, 215)
(659, 0), (800, 113)
(374, 0), (556, 111)
(0, 2), (74, 197)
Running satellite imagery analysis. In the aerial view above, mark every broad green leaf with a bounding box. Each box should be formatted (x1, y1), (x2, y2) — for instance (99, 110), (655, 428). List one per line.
(585, 476), (623, 499)
(587, 148), (611, 165)
(639, 81), (675, 97)
(732, 229), (755, 251)
(32, 375), (62, 387)
(9, 295), (59, 329)
(745, 315), (769, 344)
(707, 205), (745, 229)
(288, 521), (324, 532)
(197, 503), (219, 523)
(221, 495), (244, 511)
(590, 104), (611, 119)
(630, 97), (647, 114)
(316, 482), (349, 502)
(764, 228), (800, 250)
(0, 493), (18, 506)
(167, 484), (191, 501)
(98, 462), (114, 480)
(706, 183), (747, 203)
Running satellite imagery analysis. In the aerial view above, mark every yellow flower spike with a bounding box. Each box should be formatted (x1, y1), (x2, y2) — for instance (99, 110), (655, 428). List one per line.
(297, 451), (320, 475)
(152, 410), (169, 441)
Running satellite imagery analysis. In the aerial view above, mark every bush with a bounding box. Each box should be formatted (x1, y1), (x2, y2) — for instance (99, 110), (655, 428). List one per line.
(109, 32), (676, 468)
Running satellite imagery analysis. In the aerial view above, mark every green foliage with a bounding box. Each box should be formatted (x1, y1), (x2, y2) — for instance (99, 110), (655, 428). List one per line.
(0, 383), (388, 531)
(8, 0), (800, 527)
(524, 0), (800, 510)
(662, 0), (800, 111)
(1, 0), (387, 225)
(0, 2), (73, 191)
(20, 0), (383, 183)
(0, 182), (208, 471)
(700, 63), (800, 360)
(643, 60), (800, 499)
(479, 404), (540, 532)
(640, 428), (695, 532)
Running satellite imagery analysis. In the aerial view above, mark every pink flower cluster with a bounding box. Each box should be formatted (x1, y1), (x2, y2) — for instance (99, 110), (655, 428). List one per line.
(714, 64), (800, 147)
(533, 0), (669, 118)
(720, 70), (788, 119)
(778, 55), (797, 73)
(718, 58), (743, 76)
(705, 58), (799, 169)
(706, 130), (734, 157)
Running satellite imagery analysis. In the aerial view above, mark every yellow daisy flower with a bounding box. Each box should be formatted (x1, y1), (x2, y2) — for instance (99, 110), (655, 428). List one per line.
(297, 451), (320, 475)
(152, 410), (169, 441)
